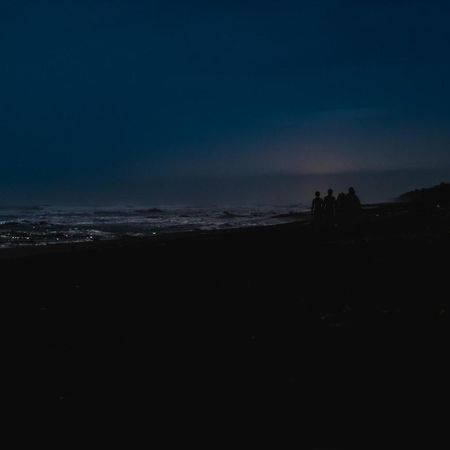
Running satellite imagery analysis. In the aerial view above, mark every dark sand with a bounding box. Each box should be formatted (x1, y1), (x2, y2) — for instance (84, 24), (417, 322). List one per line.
(4, 203), (450, 442)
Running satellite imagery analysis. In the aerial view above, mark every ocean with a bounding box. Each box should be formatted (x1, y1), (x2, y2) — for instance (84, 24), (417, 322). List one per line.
(0, 204), (308, 249)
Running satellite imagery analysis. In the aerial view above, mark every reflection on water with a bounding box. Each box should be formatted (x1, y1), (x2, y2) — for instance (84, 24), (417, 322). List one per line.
(0, 204), (308, 249)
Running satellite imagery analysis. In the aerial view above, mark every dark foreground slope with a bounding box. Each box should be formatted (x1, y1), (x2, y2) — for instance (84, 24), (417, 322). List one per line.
(3, 203), (450, 443)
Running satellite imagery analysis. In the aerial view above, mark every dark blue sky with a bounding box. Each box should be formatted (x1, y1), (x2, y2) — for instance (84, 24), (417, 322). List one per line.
(1, 0), (450, 204)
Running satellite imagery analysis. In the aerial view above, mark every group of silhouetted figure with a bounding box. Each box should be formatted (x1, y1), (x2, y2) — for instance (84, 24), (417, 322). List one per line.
(311, 187), (361, 225)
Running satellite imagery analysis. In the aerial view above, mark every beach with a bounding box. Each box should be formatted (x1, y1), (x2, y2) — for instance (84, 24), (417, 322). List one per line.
(4, 202), (450, 441)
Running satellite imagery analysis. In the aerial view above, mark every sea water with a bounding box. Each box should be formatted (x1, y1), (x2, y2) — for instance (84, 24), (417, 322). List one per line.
(0, 204), (309, 249)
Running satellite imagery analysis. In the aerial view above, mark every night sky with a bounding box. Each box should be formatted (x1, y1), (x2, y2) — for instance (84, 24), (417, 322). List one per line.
(2, 0), (450, 205)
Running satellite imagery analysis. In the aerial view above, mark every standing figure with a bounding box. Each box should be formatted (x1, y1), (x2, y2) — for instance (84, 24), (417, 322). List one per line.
(311, 191), (324, 222)
(336, 192), (347, 218)
(323, 188), (337, 223)
(346, 187), (362, 218)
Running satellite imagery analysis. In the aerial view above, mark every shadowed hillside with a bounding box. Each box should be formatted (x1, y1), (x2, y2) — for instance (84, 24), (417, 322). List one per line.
(398, 181), (450, 205)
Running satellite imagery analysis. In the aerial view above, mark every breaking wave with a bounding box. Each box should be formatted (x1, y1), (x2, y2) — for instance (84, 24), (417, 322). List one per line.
(0, 204), (308, 249)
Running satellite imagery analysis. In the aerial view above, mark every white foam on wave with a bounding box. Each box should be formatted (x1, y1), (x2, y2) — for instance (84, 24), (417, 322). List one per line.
(0, 204), (309, 248)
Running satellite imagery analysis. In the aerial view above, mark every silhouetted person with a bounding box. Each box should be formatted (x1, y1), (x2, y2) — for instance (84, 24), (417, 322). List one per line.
(336, 192), (347, 218)
(346, 187), (361, 217)
(311, 191), (323, 222)
(323, 188), (337, 223)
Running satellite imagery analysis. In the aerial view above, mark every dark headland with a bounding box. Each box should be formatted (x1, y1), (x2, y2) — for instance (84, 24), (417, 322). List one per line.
(4, 186), (450, 443)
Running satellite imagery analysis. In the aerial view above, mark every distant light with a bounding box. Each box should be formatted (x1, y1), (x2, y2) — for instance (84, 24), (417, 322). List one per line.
(152, 232), (157, 235)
